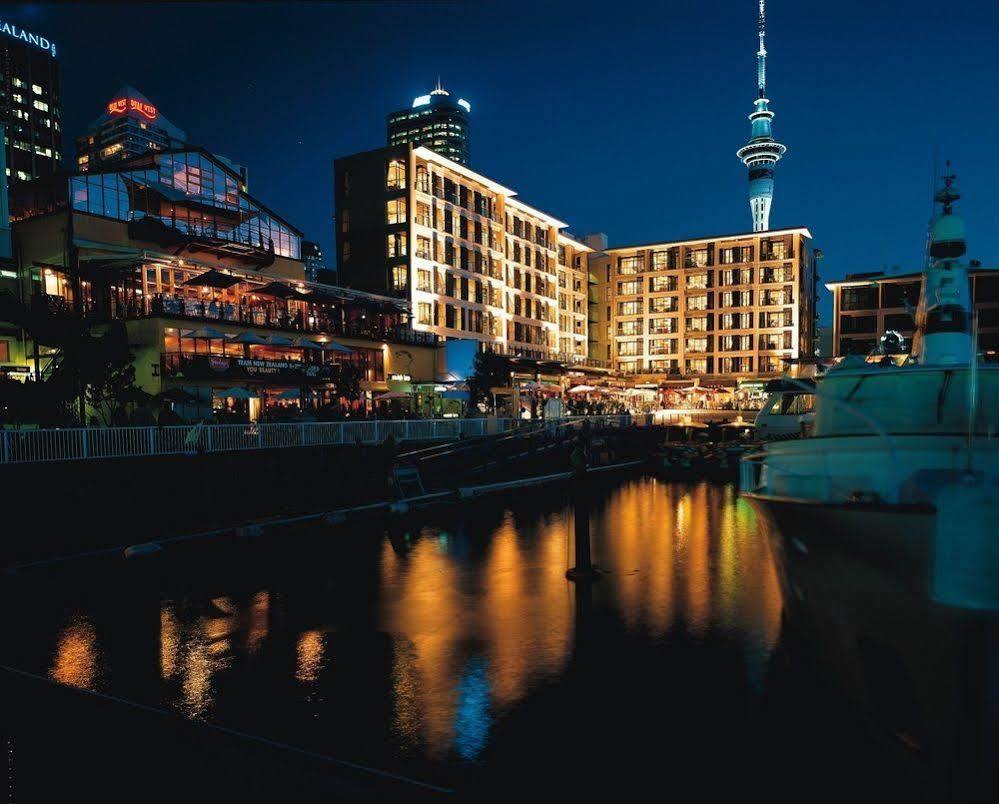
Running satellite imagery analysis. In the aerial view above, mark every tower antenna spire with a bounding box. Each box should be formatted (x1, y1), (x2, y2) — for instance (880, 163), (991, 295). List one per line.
(757, 0), (767, 98)
(737, 0), (786, 231)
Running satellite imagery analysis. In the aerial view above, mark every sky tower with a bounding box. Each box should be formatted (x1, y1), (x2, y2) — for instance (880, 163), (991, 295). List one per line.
(736, 0), (787, 232)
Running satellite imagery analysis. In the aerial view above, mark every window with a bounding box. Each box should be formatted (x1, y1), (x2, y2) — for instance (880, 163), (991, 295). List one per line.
(686, 247), (709, 267)
(618, 256), (641, 275)
(386, 159), (406, 189)
(652, 250), (673, 270)
(32, 99), (48, 112)
(685, 337), (708, 353)
(841, 286), (878, 311)
(342, 242), (351, 262)
(417, 269), (432, 292)
(618, 300), (643, 316)
(618, 280), (641, 296)
(686, 273), (708, 289)
(617, 320), (642, 336)
(649, 338), (676, 355)
(650, 275), (676, 292)
(685, 358), (708, 375)
(340, 209), (350, 232)
(418, 302), (432, 325)
(648, 317), (676, 334)
(617, 340), (641, 357)
(687, 295), (708, 311)
(392, 265), (408, 291)
(650, 296), (677, 313)
(342, 170), (351, 197)
(387, 232), (407, 258)
(685, 316), (709, 332)
(0, 340), (9, 362)
(386, 198), (406, 225)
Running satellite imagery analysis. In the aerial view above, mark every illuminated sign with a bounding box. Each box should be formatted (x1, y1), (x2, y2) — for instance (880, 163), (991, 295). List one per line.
(412, 95), (431, 108)
(0, 21), (55, 56)
(457, 99), (471, 112)
(107, 97), (158, 120)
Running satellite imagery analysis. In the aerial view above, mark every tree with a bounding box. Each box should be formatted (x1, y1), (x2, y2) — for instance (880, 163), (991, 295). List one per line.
(467, 349), (510, 411)
(85, 351), (137, 426)
(334, 362), (363, 405)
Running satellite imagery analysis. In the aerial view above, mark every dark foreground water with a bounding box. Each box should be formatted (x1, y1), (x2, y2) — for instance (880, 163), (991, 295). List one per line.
(1, 476), (990, 800)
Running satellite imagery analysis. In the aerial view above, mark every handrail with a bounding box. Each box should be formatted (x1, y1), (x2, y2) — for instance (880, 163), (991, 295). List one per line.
(0, 415), (633, 465)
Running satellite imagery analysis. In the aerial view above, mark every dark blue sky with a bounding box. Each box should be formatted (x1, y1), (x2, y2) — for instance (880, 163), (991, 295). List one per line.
(10, 1), (999, 319)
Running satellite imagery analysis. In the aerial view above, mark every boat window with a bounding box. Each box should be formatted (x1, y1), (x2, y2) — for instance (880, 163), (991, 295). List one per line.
(779, 394), (815, 415)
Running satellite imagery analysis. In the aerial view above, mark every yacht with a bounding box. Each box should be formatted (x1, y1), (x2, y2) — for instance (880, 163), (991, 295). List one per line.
(741, 174), (999, 793)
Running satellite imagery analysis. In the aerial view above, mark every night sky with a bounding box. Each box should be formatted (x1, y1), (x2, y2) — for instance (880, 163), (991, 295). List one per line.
(8, 1), (999, 320)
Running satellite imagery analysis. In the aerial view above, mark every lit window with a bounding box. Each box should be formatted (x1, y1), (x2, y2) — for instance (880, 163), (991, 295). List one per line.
(386, 159), (406, 189)
(31, 84), (43, 95)
(32, 100), (48, 112)
(386, 198), (406, 225)
(392, 265), (408, 291)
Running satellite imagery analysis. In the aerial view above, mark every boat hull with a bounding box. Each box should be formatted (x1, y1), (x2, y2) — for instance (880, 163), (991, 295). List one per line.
(746, 493), (999, 798)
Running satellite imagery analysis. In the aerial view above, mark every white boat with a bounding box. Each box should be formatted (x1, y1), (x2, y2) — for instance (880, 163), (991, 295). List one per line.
(740, 174), (999, 792)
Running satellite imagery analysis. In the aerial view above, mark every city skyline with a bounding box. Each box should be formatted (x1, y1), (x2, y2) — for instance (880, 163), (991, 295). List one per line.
(8, 0), (999, 322)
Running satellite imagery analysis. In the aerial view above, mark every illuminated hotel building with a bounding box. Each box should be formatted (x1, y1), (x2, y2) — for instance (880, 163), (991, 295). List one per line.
(826, 268), (999, 359)
(387, 81), (471, 166)
(334, 143), (594, 364)
(0, 19), (60, 185)
(590, 227), (817, 380)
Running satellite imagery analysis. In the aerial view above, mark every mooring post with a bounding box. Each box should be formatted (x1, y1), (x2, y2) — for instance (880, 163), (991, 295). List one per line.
(566, 439), (599, 582)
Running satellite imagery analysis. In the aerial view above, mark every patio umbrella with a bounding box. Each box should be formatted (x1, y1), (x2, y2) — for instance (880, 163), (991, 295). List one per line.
(265, 334), (295, 347)
(118, 387), (154, 404)
(228, 331), (269, 345)
(182, 269), (241, 289)
(217, 387), (260, 399)
(568, 384), (596, 393)
(319, 340), (352, 353)
(297, 339), (325, 351)
(274, 388), (313, 400)
(374, 391), (412, 401)
(251, 281), (297, 300)
(181, 327), (227, 340)
(157, 387), (197, 403)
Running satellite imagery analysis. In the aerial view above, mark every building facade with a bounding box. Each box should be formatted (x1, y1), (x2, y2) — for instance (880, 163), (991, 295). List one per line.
(301, 240), (326, 282)
(826, 268), (999, 359)
(387, 82), (471, 166)
(1, 146), (441, 419)
(0, 19), (60, 185)
(334, 144), (595, 365)
(590, 227), (817, 381)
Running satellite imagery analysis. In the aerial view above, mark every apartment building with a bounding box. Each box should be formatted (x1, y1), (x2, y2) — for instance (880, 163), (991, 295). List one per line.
(334, 144), (591, 364)
(826, 268), (999, 358)
(590, 227), (817, 380)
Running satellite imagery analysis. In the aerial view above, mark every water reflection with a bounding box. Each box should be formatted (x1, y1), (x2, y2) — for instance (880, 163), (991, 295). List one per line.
(50, 615), (99, 690)
(38, 478), (784, 766)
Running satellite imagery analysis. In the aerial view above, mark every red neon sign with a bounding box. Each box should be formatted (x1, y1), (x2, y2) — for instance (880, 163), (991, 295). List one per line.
(107, 98), (158, 120)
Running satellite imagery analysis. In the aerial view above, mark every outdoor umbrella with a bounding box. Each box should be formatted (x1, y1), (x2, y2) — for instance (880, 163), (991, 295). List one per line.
(266, 334), (295, 347)
(251, 282), (297, 300)
(181, 327), (227, 340)
(228, 331), (270, 345)
(217, 387), (260, 399)
(275, 388), (314, 400)
(297, 339), (325, 351)
(320, 340), (352, 353)
(568, 384), (596, 393)
(157, 388), (197, 403)
(374, 391), (412, 401)
(182, 269), (241, 289)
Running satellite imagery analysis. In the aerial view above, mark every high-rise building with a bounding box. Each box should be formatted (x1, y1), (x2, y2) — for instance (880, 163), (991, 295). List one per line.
(826, 269), (999, 359)
(334, 144), (593, 364)
(0, 19), (60, 185)
(387, 80), (471, 166)
(736, 0), (786, 232)
(75, 86), (248, 187)
(590, 227), (817, 380)
(301, 240), (326, 281)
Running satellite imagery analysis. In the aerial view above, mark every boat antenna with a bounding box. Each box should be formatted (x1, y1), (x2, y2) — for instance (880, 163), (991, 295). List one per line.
(924, 146), (939, 269)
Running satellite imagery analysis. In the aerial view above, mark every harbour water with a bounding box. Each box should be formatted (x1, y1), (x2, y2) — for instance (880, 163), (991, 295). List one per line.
(1, 476), (981, 799)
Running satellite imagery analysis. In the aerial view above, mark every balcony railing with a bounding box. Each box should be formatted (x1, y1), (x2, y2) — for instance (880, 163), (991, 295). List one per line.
(116, 294), (439, 347)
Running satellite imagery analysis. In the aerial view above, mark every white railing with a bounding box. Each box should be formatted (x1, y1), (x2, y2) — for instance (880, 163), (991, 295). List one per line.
(0, 415), (634, 465)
